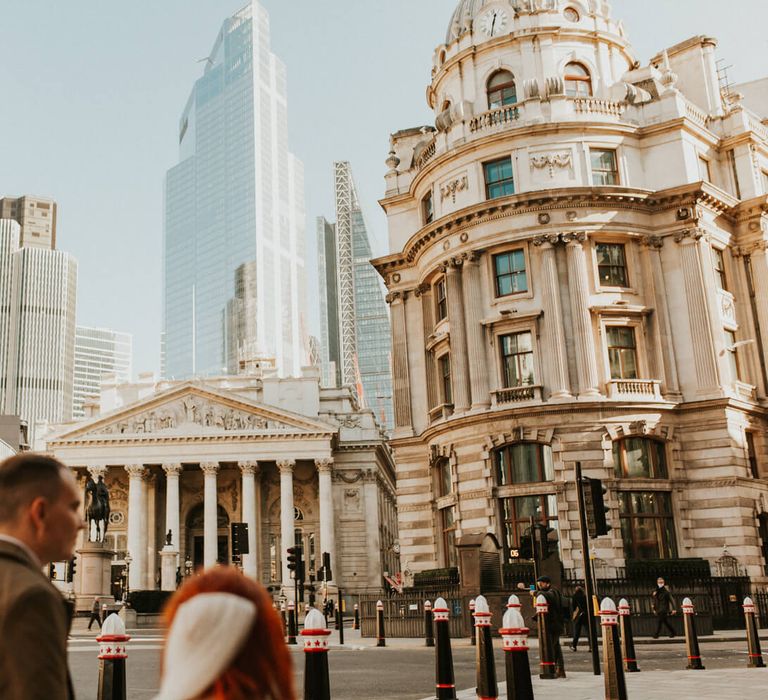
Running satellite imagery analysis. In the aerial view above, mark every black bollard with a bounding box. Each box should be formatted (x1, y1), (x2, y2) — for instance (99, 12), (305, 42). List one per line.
(280, 602), (287, 638)
(287, 601), (298, 645)
(618, 599), (640, 673)
(353, 603), (360, 631)
(743, 597), (765, 668)
(535, 594), (556, 680)
(376, 599), (386, 647)
(682, 598), (705, 670)
(425, 599), (435, 648)
(97, 613), (130, 700)
(469, 599), (477, 646)
(500, 595), (534, 700)
(600, 598), (628, 700)
(433, 597), (457, 700)
(302, 608), (331, 700)
(474, 595), (498, 700)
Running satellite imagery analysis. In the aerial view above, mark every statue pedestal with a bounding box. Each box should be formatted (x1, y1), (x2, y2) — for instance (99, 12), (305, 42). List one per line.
(160, 547), (179, 592)
(77, 541), (115, 612)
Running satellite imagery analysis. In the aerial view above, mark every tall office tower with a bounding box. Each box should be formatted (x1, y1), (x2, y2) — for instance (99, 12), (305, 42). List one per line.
(0, 216), (77, 438)
(164, 1), (307, 380)
(317, 162), (394, 431)
(0, 195), (57, 249)
(73, 326), (133, 418)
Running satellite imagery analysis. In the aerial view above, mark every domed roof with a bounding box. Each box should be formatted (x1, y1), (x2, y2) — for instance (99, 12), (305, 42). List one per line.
(445, 0), (498, 44)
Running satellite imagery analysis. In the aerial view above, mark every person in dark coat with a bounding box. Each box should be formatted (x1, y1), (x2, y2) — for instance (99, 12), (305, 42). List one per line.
(651, 577), (677, 638)
(570, 585), (589, 651)
(536, 575), (567, 677)
(0, 453), (85, 699)
(88, 597), (102, 630)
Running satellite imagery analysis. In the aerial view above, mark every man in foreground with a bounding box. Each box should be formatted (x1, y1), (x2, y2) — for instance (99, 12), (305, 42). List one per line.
(0, 453), (85, 699)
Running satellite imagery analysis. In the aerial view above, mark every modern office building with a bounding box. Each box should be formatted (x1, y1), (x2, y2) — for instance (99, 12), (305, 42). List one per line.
(163, 0), (306, 380)
(374, 0), (768, 581)
(317, 162), (394, 431)
(0, 195), (57, 249)
(73, 326), (133, 418)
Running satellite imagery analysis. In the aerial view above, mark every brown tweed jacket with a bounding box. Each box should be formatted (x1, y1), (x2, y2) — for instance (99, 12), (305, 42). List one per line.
(0, 539), (75, 699)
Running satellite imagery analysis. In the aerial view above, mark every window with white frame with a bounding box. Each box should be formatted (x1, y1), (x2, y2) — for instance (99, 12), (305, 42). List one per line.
(422, 190), (434, 225)
(435, 277), (448, 321)
(493, 249), (528, 296)
(606, 326), (639, 379)
(487, 70), (517, 110)
(564, 62), (592, 97)
(590, 148), (619, 186)
(713, 247), (728, 291)
(698, 155), (712, 182)
(596, 242), (629, 287)
(499, 331), (535, 388)
(438, 354), (453, 405)
(724, 329), (741, 382)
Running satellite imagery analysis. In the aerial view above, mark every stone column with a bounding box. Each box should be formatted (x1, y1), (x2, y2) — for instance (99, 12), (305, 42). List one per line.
(445, 258), (471, 412)
(124, 464), (147, 592)
(388, 291), (412, 429)
(462, 252), (491, 408)
(162, 464), (182, 551)
(239, 461), (259, 578)
(746, 242), (768, 391)
(200, 462), (219, 568)
(563, 232), (600, 398)
(315, 458), (336, 582)
(417, 284), (439, 410)
(533, 235), (572, 399)
(277, 459), (296, 589)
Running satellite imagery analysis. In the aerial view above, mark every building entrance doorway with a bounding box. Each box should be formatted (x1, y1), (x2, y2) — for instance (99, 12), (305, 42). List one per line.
(186, 503), (231, 570)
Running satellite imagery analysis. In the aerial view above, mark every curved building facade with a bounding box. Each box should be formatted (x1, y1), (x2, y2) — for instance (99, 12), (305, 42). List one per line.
(374, 0), (768, 580)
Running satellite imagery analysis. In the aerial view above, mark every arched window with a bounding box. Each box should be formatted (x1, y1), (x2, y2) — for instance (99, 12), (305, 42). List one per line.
(613, 437), (668, 479)
(564, 62), (592, 97)
(495, 442), (554, 486)
(487, 70), (517, 109)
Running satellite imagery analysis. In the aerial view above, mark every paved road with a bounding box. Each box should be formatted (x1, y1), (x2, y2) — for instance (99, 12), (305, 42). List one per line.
(69, 628), (761, 699)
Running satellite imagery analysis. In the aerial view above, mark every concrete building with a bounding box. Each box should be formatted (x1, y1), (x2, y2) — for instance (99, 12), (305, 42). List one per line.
(164, 0), (306, 380)
(373, 0), (768, 582)
(0, 195), (57, 249)
(73, 326), (133, 418)
(0, 216), (77, 440)
(317, 162), (394, 431)
(44, 362), (398, 607)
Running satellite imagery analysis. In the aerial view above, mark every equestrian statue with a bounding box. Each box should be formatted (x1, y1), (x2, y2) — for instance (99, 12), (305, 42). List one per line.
(85, 475), (111, 543)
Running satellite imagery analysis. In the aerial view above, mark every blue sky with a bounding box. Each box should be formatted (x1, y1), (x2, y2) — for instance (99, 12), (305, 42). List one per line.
(0, 0), (765, 377)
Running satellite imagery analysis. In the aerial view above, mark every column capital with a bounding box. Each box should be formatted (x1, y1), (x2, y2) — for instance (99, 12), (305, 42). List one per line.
(532, 233), (561, 248)
(674, 227), (707, 244)
(641, 234), (665, 250)
(124, 464), (147, 479)
(276, 459), (296, 474)
(561, 231), (587, 246)
(87, 465), (108, 480)
(162, 463), (183, 477)
(315, 458), (334, 474)
(200, 462), (220, 476)
(239, 461), (260, 476)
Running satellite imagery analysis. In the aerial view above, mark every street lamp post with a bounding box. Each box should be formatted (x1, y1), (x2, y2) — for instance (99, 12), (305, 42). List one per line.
(123, 553), (132, 606)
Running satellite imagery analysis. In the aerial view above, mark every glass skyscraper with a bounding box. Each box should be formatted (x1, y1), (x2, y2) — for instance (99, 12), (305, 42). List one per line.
(164, 1), (306, 379)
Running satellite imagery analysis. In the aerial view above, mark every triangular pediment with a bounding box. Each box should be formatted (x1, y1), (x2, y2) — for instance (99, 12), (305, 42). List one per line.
(51, 382), (335, 443)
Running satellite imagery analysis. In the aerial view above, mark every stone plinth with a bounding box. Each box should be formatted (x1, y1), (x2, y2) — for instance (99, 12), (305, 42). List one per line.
(159, 546), (179, 592)
(76, 541), (115, 612)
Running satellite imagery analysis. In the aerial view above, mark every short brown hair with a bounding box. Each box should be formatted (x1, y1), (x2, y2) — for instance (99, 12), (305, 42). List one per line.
(0, 453), (68, 524)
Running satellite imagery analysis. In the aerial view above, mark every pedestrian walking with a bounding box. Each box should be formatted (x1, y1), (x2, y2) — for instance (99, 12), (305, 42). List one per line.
(651, 577), (677, 639)
(154, 566), (295, 700)
(0, 453), (85, 700)
(88, 596), (103, 630)
(536, 575), (567, 677)
(570, 585), (588, 651)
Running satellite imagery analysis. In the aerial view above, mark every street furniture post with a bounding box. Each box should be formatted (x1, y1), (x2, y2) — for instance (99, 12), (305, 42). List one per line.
(376, 599), (386, 647)
(600, 598), (628, 700)
(287, 601), (298, 645)
(302, 607), (331, 700)
(469, 598), (476, 646)
(97, 613), (130, 700)
(425, 599), (435, 647)
(535, 594), (556, 679)
(743, 597), (765, 668)
(500, 595), (534, 700)
(474, 595), (498, 700)
(618, 599), (640, 673)
(682, 598), (705, 670)
(433, 596), (457, 700)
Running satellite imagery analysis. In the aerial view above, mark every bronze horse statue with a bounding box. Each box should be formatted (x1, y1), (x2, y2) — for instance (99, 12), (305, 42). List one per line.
(85, 476), (110, 542)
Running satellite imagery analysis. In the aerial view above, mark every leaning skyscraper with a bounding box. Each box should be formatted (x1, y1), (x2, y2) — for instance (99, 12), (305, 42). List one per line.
(164, 1), (306, 379)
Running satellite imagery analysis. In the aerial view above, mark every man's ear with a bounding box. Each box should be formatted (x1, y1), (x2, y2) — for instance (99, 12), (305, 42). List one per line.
(28, 496), (48, 529)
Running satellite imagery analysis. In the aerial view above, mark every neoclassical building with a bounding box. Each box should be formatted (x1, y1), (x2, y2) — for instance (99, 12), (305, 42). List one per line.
(43, 364), (397, 605)
(373, 0), (768, 581)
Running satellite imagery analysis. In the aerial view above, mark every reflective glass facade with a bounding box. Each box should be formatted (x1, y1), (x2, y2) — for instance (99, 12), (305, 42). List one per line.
(164, 1), (305, 379)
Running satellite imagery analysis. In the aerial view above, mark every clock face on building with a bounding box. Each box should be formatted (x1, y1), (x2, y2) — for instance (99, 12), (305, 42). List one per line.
(480, 8), (509, 37)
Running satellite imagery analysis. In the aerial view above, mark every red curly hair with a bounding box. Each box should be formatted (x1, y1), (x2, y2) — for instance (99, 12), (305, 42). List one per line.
(162, 567), (296, 700)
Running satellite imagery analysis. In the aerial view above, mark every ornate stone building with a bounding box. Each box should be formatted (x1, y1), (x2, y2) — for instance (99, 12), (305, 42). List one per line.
(43, 365), (397, 606)
(373, 0), (768, 581)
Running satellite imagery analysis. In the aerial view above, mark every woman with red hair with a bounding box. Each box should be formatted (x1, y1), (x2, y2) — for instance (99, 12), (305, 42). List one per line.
(154, 567), (296, 700)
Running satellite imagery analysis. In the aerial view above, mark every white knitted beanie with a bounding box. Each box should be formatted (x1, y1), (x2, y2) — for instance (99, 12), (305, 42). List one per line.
(154, 592), (257, 700)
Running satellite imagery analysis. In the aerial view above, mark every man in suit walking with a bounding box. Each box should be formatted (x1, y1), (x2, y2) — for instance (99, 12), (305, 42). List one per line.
(0, 453), (85, 699)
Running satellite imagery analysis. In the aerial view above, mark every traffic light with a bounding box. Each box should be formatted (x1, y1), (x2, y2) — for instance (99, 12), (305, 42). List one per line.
(582, 477), (611, 538)
(67, 557), (76, 583)
(49, 563), (56, 580)
(231, 522), (249, 556)
(321, 551), (332, 581)
(287, 546), (304, 579)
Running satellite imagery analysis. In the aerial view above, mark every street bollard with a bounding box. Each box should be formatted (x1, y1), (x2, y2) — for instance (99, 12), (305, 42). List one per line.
(97, 613), (130, 700)
(743, 597), (765, 668)
(288, 601), (298, 645)
(618, 599), (640, 673)
(425, 599), (435, 647)
(433, 597), (457, 700)
(682, 598), (705, 670)
(474, 595), (498, 700)
(280, 602), (287, 637)
(353, 603), (360, 630)
(376, 599), (386, 647)
(600, 598), (628, 700)
(536, 594), (556, 680)
(470, 599), (477, 646)
(500, 596), (534, 700)
(302, 607), (331, 700)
